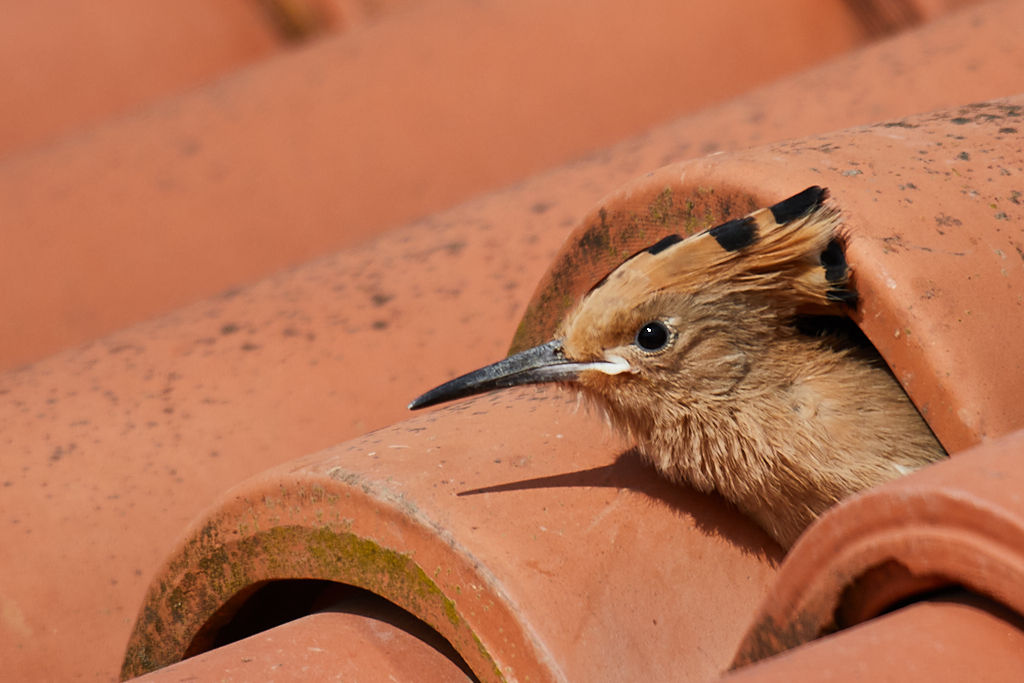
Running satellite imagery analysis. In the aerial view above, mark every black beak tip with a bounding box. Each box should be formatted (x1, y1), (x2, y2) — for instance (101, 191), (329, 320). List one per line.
(407, 384), (455, 410)
(407, 384), (463, 411)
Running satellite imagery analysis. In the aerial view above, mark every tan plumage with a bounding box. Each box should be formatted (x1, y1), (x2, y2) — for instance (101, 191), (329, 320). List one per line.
(411, 187), (946, 548)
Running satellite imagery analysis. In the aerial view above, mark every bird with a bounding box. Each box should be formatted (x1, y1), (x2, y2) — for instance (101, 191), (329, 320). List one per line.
(409, 186), (946, 548)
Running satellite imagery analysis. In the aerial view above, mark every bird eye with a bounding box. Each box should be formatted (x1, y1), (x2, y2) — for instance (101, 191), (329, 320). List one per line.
(635, 321), (670, 352)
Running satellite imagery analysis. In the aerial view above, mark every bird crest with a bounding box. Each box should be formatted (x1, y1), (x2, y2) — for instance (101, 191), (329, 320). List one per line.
(557, 185), (854, 366)
(572, 185), (853, 326)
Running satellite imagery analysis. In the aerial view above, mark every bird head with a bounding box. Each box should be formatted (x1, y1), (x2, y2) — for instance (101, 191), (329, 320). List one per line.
(409, 186), (954, 549)
(409, 186), (853, 424)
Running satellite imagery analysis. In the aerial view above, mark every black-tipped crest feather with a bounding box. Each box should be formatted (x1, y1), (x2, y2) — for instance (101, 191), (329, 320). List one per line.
(769, 185), (828, 224)
(568, 187), (855, 325)
(708, 217), (758, 252)
(644, 234), (684, 255)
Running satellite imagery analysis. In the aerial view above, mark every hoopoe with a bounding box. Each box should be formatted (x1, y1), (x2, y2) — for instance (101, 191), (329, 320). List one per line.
(410, 187), (946, 548)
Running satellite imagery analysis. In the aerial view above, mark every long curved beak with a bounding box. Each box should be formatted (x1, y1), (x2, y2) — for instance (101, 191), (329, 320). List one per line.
(408, 340), (630, 410)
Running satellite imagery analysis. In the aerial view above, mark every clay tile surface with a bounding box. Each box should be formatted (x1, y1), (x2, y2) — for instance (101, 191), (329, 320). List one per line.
(0, 0), (871, 371)
(120, 92), (1024, 682)
(2, 1), (1024, 681)
(0, 1), (440, 160)
(0, 1), (282, 158)
(137, 610), (477, 683)
(121, 389), (782, 683)
(723, 594), (1024, 682)
(0, 0), (1017, 374)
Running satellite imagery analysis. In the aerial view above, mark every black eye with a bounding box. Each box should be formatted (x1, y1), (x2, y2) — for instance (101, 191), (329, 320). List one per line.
(635, 321), (670, 351)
